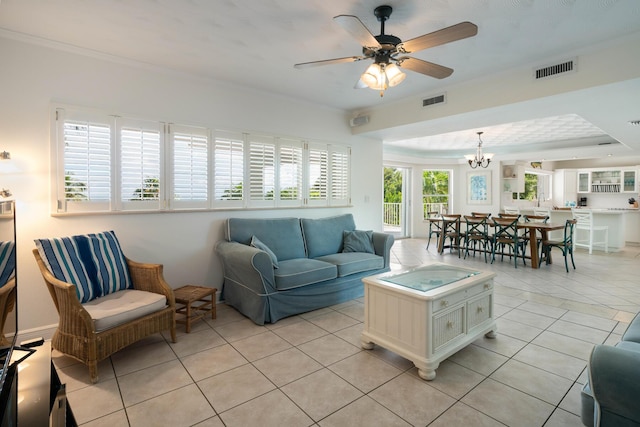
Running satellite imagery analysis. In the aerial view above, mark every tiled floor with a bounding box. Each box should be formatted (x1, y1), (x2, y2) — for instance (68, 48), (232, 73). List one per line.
(56, 239), (640, 426)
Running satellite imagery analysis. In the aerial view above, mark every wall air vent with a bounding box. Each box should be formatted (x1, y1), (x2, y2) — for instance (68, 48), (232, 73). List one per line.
(534, 59), (576, 80)
(423, 93), (446, 107)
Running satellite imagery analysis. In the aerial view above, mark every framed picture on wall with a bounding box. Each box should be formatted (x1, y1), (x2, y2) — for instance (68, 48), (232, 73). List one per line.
(467, 170), (492, 205)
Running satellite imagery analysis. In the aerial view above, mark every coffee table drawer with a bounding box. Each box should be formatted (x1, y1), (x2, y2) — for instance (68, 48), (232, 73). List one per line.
(468, 294), (492, 329)
(433, 306), (465, 350)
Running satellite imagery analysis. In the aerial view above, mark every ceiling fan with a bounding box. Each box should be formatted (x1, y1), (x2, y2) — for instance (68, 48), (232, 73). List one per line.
(294, 5), (478, 96)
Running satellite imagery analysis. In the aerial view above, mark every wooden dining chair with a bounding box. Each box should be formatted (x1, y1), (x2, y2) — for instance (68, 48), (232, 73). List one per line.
(426, 211), (442, 250)
(540, 219), (577, 272)
(463, 215), (490, 262)
(441, 214), (461, 257)
(491, 217), (527, 268)
(471, 212), (491, 218)
(523, 214), (550, 258)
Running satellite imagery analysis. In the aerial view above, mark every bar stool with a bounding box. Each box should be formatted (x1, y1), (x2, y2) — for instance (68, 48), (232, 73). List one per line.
(572, 209), (608, 254)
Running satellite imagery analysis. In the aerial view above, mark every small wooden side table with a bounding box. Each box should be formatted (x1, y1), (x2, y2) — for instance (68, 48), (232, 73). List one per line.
(173, 285), (217, 333)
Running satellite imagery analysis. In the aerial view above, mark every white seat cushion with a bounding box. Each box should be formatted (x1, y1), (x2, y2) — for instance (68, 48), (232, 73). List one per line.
(82, 289), (167, 332)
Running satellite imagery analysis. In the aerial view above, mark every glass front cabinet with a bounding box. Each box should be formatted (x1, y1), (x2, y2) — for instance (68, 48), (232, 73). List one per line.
(577, 171), (590, 193)
(623, 170), (637, 193)
(577, 169), (637, 193)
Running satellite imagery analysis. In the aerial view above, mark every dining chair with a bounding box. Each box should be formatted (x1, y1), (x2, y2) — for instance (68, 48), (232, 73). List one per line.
(540, 219), (577, 272)
(491, 216), (527, 268)
(572, 209), (608, 254)
(426, 211), (442, 250)
(471, 212), (491, 218)
(463, 215), (490, 262)
(441, 214), (461, 257)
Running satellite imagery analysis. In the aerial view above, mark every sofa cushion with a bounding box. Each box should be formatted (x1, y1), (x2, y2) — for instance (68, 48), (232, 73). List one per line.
(226, 217), (306, 261)
(315, 252), (384, 277)
(251, 235), (279, 268)
(35, 234), (100, 303)
(342, 230), (374, 254)
(82, 289), (167, 332)
(301, 214), (356, 258)
(274, 258), (337, 291)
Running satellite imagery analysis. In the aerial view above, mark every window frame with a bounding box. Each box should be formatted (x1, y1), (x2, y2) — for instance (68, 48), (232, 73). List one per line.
(52, 105), (351, 215)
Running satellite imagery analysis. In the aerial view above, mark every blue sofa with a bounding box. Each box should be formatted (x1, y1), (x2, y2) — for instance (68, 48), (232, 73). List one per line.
(215, 214), (394, 325)
(581, 312), (640, 426)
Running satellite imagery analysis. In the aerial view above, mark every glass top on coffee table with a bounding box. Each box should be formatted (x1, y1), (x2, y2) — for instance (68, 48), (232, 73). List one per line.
(380, 264), (481, 292)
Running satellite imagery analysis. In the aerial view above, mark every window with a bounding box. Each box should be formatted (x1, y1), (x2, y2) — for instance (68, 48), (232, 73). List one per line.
(422, 170), (450, 217)
(213, 130), (244, 208)
(53, 106), (351, 214)
(513, 172), (551, 201)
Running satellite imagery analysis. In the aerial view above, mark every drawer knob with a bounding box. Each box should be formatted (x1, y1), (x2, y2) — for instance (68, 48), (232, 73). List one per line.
(446, 321), (453, 329)
(440, 300), (449, 307)
(477, 306), (484, 313)
(484, 284), (490, 290)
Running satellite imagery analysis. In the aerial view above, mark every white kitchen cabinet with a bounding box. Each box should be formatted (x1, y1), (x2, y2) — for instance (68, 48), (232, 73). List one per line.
(577, 171), (590, 193)
(623, 170), (637, 193)
(553, 169), (577, 207)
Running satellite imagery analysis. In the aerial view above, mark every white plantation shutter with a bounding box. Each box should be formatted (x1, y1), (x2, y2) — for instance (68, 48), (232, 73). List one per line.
(171, 125), (209, 209)
(53, 106), (352, 214)
(118, 118), (162, 210)
(277, 138), (303, 207)
(249, 135), (276, 207)
(330, 145), (350, 205)
(213, 130), (244, 208)
(57, 108), (113, 213)
(307, 142), (328, 206)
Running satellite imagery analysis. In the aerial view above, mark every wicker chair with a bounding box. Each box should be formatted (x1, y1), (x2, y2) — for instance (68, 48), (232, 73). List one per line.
(33, 249), (177, 383)
(0, 278), (16, 347)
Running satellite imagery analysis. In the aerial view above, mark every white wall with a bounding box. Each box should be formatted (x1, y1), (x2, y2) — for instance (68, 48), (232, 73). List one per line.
(0, 37), (384, 332)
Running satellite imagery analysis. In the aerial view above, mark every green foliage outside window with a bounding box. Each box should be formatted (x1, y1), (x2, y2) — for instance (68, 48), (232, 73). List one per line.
(513, 173), (538, 200)
(423, 170), (450, 216)
(384, 167), (403, 203)
(64, 173), (88, 200)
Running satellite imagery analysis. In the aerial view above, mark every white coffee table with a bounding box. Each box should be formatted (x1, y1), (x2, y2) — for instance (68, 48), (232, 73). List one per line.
(361, 263), (497, 380)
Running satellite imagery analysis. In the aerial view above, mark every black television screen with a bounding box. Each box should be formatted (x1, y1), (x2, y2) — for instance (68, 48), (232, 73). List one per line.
(0, 199), (17, 407)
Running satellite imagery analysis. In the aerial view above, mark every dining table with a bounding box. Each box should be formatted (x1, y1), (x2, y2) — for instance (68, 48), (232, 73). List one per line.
(428, 216), (566, 269)
(515, 221), (566, 269)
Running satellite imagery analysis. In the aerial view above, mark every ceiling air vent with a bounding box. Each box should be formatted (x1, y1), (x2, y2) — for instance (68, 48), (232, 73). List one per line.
(423, 93), (446, 107)
(534, 59), (576, 80)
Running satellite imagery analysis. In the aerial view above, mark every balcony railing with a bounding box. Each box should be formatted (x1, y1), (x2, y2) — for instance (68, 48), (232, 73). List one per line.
(383, 202), (448, 226)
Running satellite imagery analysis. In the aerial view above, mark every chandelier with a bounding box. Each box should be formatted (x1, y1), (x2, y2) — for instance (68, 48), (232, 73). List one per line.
(464, 132), (494, 168)
(360, 62), (406, 97)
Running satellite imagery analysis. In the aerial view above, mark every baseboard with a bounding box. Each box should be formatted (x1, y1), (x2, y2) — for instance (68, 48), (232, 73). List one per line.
(16, 323), (57, 344)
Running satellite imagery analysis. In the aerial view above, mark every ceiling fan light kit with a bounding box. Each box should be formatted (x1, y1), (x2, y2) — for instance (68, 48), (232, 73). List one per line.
(294, 5), (478, 96)
(466, 131), (494, 169)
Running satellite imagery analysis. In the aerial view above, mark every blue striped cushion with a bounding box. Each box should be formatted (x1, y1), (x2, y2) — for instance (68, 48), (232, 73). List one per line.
(35, 235), (100, 303)
(87, 231), (132, 295)
(0, 240), (15, 288)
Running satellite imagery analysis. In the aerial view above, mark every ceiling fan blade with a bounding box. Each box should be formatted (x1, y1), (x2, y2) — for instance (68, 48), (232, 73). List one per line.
(398, 57), (453, 79)
(399, 22), (478, 53)
(334, 15), (381, 50)
(294, 56), (365, 69)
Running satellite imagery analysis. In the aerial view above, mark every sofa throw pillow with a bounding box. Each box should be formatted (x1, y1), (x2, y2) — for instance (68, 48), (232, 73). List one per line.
(0, 240), (15, 288)
(342, 230), (375, 254)
(251, 235), (279, 268)
(87, 231), (133, 296)
(35, 234), (100, 303)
